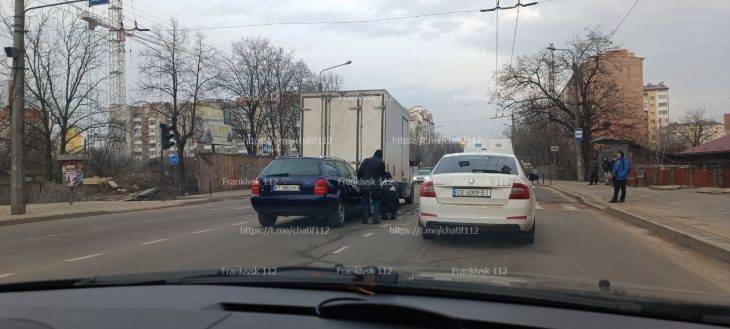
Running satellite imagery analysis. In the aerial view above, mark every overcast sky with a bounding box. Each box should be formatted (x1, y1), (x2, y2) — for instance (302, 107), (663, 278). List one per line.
(10, 0), (730, 138)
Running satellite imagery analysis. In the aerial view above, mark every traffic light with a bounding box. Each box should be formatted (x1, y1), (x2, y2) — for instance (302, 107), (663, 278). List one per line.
(159, 123), (175, 150)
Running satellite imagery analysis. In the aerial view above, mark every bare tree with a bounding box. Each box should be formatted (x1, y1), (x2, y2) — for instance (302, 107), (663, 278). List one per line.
(494, 27), (637, 179)
(218, 37), (277, 156)
(137, 19), (217, 192)
(675, 109), (720, 147)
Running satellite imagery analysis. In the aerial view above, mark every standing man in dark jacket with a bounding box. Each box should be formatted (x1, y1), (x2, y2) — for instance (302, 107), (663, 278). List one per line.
(610, 151), (631, 203)
(589, 160), (600, 185)
(601, 157), (612, 185)
(357, 149), (386, 224)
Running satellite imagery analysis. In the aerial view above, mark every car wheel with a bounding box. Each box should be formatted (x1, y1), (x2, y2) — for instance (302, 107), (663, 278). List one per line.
(521, 221), (535, 244)
(327, 198), (346, 228)
(258, 213), (277, 227)
(404, 185), (414, 204)
(420, 221), (435, 240)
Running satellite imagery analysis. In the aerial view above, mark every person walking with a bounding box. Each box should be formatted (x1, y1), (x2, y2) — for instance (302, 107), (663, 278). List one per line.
(610, 151), (631, 203)
(602, 157), (612, 185)
(357, 149), (386, 224)
(589, 160), (600, 185)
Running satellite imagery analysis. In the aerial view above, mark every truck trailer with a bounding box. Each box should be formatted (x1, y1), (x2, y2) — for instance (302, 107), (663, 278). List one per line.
(300, 89), (414, 203)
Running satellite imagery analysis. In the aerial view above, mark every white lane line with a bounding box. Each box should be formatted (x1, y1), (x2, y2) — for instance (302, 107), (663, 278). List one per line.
(561, 204), (578, 211)
(178, 215), (193, 218)
(233, 207), (250, 210)
(380, 223), (390, 228)
(141, 238), (168, 245)
(193, 229), (214, 234)
(65, 253), (103, 262)
(535, 203), (543, 210)
(144, 220), (158, 223)
(0, 273), (16, 279)
(231, 221), (248, 226)
(363, 232), (374, 237)
(332, 246), (349, 254)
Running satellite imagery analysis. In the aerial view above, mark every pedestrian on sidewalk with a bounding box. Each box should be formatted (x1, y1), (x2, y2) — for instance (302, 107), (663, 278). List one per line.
(610, 151), (631, 203)
(589, 160), (600, 185)
(357, 149), (386, 224)
(602, 157), (612, 185)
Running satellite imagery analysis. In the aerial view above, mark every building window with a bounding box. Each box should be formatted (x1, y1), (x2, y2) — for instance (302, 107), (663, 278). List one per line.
(149, 150), (156, 157)
(149, 143), (156, 148)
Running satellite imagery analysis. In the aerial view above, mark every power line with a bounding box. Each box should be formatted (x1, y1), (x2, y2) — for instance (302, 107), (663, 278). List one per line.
(186, 9), (482, 31)
(508, 2), (521, 67)
(609, 0), (640, 38)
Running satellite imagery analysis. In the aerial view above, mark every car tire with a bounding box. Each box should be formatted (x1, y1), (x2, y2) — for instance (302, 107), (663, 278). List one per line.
(327, 198), (346, 228)
(258, 213), (277, 227)
(404, 185), (414, 205)
(420, 220), (436, 240)
(521, 221), (535, 244)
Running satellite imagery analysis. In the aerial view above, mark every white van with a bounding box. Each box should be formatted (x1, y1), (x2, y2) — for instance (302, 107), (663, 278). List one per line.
(462, 138), (514, 154)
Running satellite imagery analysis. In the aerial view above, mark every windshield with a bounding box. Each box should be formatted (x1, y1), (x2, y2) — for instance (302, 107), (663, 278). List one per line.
(433, 155), (519, 175)
(0, 0), (728, 321)
(260, 159), (321, 176)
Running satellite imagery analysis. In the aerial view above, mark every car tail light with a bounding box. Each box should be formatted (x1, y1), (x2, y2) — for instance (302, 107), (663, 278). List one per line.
(419, 181), (436, 197)
(420, 211), (438, 217)
(251, 179), (261, 196)
(509, 182), (530, 200)
(314, 178), (328, 195)
(507, 215), (528, 220)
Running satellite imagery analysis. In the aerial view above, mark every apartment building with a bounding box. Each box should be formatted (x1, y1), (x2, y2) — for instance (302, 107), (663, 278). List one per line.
(643, 82), (670, 146)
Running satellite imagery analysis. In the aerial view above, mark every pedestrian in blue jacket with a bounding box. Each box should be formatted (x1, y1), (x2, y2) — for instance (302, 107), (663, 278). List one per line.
(610, 150), (631, 203)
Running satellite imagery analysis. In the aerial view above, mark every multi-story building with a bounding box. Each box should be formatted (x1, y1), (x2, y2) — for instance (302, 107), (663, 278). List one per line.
(562, 49), (645, 143)
(643, 82), (670, 146)
(408, 106), (435, 144)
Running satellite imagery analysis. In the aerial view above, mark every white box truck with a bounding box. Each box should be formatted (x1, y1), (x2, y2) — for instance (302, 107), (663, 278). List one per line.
(462, 137), (514, 154)
(300, 89), (414, 203)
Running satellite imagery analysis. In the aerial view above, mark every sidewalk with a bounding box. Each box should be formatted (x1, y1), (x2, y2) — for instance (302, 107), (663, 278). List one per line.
(0, 189), (251, 226)
(546, 181), (730, 262)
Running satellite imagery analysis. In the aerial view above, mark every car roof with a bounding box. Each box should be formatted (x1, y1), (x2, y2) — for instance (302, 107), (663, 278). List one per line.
(275, 156), (347, 162)
(442, 152), (518, 159)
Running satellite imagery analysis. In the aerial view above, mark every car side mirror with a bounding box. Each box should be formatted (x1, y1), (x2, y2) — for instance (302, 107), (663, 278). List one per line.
(528, 173), (539, 181)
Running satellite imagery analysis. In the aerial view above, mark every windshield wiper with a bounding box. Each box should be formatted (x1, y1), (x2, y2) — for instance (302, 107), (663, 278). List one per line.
(472, 169), (501, 173)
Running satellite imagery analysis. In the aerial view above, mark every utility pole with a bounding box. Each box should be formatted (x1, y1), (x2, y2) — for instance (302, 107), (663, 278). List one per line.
(9, 0), (25, 214)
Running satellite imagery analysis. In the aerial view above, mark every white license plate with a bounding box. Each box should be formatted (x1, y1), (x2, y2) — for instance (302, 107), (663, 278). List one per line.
(453, 188), (491, 197)
(273, 184), (300, 192)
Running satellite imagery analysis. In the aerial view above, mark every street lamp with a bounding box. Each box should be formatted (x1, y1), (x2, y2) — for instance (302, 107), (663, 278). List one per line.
(547, 44), (585, 182)
(318, 60), (352, 91)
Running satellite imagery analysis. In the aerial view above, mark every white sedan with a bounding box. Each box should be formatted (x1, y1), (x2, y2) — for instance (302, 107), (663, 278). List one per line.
(418, 152), (536, 243)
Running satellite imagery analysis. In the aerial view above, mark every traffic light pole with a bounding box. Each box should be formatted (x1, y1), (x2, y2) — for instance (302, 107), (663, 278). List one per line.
(158, 137), (166, 201)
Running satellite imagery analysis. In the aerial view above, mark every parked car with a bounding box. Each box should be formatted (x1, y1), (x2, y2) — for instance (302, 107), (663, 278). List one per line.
(251, 156), (361, 228)
(418, 152), (536, 242)
(411, 167), (433, 184)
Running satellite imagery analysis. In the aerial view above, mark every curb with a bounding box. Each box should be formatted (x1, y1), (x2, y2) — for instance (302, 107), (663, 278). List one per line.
(545, 185), (730, 263)
(0, 197), (225, 227)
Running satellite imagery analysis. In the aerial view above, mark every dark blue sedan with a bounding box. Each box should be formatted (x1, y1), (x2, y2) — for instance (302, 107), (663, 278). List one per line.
(250, 157), (362, 228)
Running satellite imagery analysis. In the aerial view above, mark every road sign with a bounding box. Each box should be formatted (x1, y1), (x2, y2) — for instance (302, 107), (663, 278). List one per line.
(574, 128), (583, 141)
(89, 0), (109, 6)
(550, 146), (559, 152)
(169, 154), (180, 166)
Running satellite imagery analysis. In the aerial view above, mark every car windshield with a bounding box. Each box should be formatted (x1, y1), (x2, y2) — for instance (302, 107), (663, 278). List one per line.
(433, 155), (518, 175)
(260, 159), (321, 176)
(1, 0), (728, 321)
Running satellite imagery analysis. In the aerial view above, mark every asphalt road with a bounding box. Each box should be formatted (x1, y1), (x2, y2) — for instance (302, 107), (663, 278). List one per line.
(1, 186), (728, 295)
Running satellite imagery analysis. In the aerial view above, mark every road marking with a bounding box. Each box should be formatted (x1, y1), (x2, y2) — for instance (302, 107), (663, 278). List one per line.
(535, 203), (543, 210)
(178, 215), (193, 218)
(380, 223), (390, 227)
(141, 238), (168, 245)
(0, 273), (15, 279)
(233, 207), (250, 210)
(363, 232), (374, 237)
(65, 253), (103, 262)
(332, 246), (349, 254)
(91, 226), (110, 230)
(231, 221), (248, 226)
(144, 220), (158, 223)
(560, 204), (578, 211)
(46, 234), (57, 237)
(193, 229), (214, 234)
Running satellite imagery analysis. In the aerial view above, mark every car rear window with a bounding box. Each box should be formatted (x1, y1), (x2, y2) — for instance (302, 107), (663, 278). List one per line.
(417, 170), (431, 175)
(432, 155), (519, 175)
(260, 158), (321, 176)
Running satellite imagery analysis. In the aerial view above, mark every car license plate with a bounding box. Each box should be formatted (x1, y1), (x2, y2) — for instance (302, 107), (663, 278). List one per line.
(273, 184), (300, 192)
(453, 188), (490, 197)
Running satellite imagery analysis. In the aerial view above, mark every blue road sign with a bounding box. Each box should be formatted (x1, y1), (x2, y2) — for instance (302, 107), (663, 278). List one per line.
(169, 154), (180, 166)
(89, 0), (109, 6)
(575, 128), (583, 141)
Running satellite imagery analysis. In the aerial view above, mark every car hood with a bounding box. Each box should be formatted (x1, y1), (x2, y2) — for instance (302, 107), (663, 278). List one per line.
(408, 268), (730, 306)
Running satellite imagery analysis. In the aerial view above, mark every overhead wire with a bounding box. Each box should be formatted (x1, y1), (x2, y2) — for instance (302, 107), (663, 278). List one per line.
(609, 0), (640, 38)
